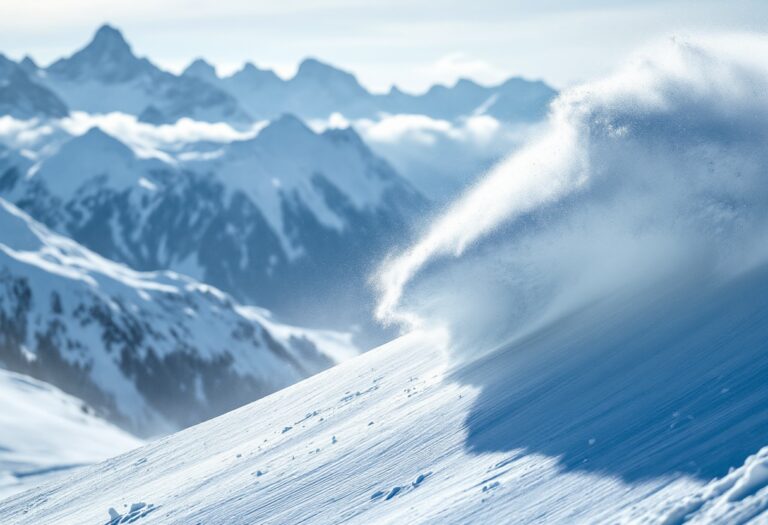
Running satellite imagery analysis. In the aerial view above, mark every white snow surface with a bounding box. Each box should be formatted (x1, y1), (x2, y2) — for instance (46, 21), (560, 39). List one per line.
(2, 319), (767, 524)
(0, 198), (356, 432)
(0, 368), (141, 500)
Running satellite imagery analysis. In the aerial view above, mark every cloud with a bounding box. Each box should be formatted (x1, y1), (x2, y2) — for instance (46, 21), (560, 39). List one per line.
(0, 112), (267, 161)
(60, 112), (266, 158)
(313, 112), (542, 200)
(413, 53), (508, 90)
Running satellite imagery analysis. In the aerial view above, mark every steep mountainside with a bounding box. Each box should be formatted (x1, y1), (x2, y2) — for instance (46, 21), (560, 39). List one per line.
(0, 198), (353, 436)
(0, 120), (425, 337)
(2, 258), (768, 524)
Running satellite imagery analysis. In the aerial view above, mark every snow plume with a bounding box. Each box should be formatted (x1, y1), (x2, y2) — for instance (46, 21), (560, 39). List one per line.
(375, 34), (768, 354)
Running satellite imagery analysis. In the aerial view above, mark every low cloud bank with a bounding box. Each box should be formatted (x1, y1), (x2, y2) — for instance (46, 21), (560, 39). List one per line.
(314, 113), (542, 201)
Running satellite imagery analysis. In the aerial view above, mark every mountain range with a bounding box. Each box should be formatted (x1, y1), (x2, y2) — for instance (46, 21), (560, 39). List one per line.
(10, 24), (555, 125)
(0, 198), (354, 437)
(0, 116), (425, 339)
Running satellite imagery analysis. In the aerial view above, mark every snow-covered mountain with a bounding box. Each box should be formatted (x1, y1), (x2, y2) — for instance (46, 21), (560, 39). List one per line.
(26, 25), (251, 125)
(6, 24), (554, 127)
(0, 118), (425, 338)
(184, 54), (556, 122)
(0, 198), (354, 437)
(0, 368), (142, 500)
(0, 55), (68, 119)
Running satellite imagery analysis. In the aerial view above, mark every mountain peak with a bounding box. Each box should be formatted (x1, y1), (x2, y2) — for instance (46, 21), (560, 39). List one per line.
(260, 114), (312, 137)
(72, 126), (135, 157)
(19, 55), (39, 74)
(47, 23), (152, 83)
(93, 24), (127, 45)
(291, 58), (368, 103)
(295, 58), (347, 79)
(182, 58), (218, 82)
(228, 62), (281, 85)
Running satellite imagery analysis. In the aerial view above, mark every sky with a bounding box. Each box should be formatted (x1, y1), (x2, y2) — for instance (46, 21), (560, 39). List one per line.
(1, 0), (767, 93)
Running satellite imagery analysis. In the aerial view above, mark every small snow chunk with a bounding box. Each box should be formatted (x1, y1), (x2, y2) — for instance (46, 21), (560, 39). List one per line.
(588, 438), (596, 446)
(385, 486), (402, 500)
(482, 481), (501, 493)
(368, 421), (374, 426)
(282, 426), (293, 434)
(255, 470), (264, 477)
(332, 435), (337, 444)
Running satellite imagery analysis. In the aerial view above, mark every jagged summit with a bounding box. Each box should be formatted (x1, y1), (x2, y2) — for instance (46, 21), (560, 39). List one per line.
(18, 55), (38, 74)
(92, 24), (130, 48)
(227, 62), (282, 85)
(293, 58), (364, 91)
(182, 58), (218, 82)
(47, 23), (152, 83)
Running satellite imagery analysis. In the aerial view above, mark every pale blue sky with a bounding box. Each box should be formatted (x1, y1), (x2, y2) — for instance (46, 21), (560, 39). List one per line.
(1, 0), (767, 92)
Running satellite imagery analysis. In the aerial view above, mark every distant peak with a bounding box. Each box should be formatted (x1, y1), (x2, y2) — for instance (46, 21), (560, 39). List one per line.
(183, 58), (217, 80)
(73, 127), (133, 155)
(80, 126), (117, 141)
(20, 55), (38, 70)
(295, 58), (351, 79)
(91, 24), (130, 49)
(455, 77), (481, 88)
(269, 113), (311, 132)
(294, 58), (357, 84)
(257, 114), (314, 141)
(388, 85), (405, 95)
(47, 23), (150, 82)
(323, 125), (365, 148)
(229, 62), (281, 84)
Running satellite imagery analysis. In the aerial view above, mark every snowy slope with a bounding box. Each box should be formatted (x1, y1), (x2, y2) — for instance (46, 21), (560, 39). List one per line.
(0, 368), (142, 500)
(0, 198), (354, 436)
(2, 259), (768, 525)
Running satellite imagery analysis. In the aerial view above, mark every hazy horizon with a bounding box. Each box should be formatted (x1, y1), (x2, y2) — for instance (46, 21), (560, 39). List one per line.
(2, 0), (767, 93)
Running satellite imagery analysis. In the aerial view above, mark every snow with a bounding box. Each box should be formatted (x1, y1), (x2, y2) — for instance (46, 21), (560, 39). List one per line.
(3, 261), (768, 525)
(0, 198), (357, 433)
(0, 368), (142, 500)
(182, 115), (402, 252)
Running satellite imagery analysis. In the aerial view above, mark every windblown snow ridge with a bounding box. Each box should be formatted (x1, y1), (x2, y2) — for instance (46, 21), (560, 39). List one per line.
(376, 34), (768, 354)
